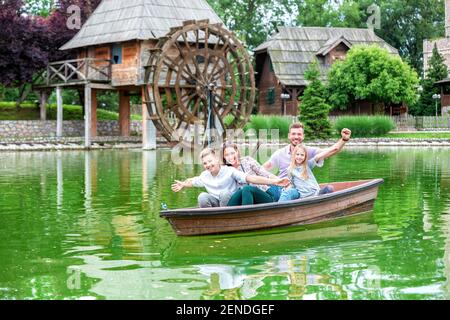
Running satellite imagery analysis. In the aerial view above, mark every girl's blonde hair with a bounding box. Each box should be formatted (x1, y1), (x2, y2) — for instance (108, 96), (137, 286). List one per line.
(288, 144), (309, 180)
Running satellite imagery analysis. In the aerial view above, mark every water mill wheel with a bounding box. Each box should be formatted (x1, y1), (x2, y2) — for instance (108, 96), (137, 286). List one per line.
(143, 19), (256, 147)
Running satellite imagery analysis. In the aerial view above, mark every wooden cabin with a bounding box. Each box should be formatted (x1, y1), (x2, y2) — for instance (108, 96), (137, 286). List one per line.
(254, 27), (404, 117)
(34, 0), (222, 148)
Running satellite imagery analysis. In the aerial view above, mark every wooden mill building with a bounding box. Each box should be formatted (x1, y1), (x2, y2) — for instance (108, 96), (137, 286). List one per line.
(35, 0), (222, 148)
(254, 26), (402, 116)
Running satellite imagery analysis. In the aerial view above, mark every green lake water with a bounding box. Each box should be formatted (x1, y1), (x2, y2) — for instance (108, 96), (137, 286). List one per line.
(0, 147), (449, 300)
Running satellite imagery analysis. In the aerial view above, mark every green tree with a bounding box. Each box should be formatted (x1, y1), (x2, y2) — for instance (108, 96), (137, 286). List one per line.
(293, 0), (445, 75)
(327, 45), (419, 111)
(411, 44), (448, 116)
(375, 0), (444, 75)
(296, 0), (364, 28)
(299, 61), (333, 140)
(207, 0), (294, 49)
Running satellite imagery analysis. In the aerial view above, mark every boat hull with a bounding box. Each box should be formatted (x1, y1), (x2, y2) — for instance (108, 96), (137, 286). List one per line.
(161, 179), (383, 236)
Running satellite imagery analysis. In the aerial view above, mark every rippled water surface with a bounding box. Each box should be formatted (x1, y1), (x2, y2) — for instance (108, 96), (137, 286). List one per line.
(0, 147), (449, 300)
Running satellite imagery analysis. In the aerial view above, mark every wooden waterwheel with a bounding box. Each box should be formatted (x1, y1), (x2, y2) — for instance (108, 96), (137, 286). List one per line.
(144, 19), (255, 146)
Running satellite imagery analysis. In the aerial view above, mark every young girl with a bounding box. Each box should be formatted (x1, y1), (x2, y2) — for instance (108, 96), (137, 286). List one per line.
(278, 144), (337, 202)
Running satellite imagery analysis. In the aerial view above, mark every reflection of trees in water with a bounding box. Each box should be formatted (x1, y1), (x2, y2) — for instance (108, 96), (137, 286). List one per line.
(325, 148), (450, 298)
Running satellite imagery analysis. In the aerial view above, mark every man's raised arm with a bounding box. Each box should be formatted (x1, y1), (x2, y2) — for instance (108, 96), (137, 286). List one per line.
(324, 128), (351, 158)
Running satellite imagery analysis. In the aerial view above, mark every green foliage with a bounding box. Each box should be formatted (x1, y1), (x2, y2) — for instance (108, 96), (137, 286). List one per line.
(223, 114), (235, 128)
(207, 0), (294, 49)
(46, 104), (119, 120)
(299, 61), (333, 140)
(327, 45), (419, 110)
(334, 116), (395, 137)
(267, 116), (290, 138)
(0, 101), (36, 109)
(244, 115), (291, 138)
(0, 102), (141, 121)
(23, 0), (54, 17)
(247, 114), (269, 132)
(97, 91), (119, 112)
(296, 0), (364, 28)
(293, 0), (445, 74)
(411, 44), (448, 116)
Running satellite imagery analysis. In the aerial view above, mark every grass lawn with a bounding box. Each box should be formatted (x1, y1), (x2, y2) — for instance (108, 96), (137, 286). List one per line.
(0, 102), (142, 121)
(384, 132), (450, 139)
(306, 131), (450, 141)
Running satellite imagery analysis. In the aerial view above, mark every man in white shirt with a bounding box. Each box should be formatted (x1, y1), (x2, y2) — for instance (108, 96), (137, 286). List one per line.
(172, 148), (289, 207)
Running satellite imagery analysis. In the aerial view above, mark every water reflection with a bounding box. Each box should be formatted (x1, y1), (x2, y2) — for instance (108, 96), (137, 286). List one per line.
(1, 147), (450, 299)
(56, 153), (63, 213)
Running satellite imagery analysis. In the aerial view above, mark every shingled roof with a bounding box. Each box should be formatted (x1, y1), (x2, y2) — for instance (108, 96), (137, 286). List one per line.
(60, 0), (223, 50)
(254, 26), (399, 86)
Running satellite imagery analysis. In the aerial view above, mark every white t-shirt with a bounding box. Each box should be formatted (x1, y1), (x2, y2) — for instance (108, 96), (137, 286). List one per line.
(192, 166), (248, 200)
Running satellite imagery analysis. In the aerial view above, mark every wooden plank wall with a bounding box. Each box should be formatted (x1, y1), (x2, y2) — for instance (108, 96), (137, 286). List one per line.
(258, 54), (283, 115)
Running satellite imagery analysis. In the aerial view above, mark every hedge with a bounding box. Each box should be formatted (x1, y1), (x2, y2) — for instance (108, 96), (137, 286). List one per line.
(334, 116), (396, 137)
(0, 102), (141, 121)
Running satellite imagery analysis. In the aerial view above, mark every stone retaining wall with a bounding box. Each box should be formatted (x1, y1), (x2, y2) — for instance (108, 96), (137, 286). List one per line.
(0, 120), (143, 138)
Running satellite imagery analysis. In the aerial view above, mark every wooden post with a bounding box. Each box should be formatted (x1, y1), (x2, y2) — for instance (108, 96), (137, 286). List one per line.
(119, 91), (130, 137)
(91, 89), (97, 137)
(84, 84), (92, 148)
(56, 86), (63, 138)
(39, 91), (48, 121)
(141, 87), (157, 150)
(292, 88), (298, 116)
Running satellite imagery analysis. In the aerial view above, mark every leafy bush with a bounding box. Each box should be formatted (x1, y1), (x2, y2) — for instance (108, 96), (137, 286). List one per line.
(334, 116), (395, 137)
(223, 114), (235, 128)
(0, 101), (36, 109)
(244, 115), (292, 138)
(267, 116), (290, 138)
(247, 115), (269, 132)
(0, 101), (141, 121)
(47, 104), (139, 120)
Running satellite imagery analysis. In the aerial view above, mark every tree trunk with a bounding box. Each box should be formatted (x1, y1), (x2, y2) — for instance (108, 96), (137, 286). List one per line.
(15, 84), (32, 110)
(78, 89), (85, 115)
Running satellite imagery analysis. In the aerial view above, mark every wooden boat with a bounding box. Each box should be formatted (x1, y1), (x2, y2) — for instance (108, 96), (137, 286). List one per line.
(160, 179), (384, 236)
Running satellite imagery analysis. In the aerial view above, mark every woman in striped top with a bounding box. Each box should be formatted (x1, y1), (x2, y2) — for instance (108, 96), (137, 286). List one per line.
(222, 142), (280, 206)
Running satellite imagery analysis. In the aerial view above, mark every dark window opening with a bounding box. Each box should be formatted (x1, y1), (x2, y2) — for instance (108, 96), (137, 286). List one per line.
(269, 58), (274, 72)
(112, 44), (122, 64)
(266, 88), (275, 105)
(442, 84), (450, 95)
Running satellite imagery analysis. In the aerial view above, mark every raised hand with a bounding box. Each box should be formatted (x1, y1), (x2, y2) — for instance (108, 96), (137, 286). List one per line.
(341, 128), (351, 140)
(171, 180), (185, 192)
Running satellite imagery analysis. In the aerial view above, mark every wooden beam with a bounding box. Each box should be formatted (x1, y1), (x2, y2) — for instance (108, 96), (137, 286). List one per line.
(84, 84), (92, 148)
(56, 86), (63, 138)
(119, 91), (130, 137)
(91, 89), (97, 137)
(39, 91), (48, 121)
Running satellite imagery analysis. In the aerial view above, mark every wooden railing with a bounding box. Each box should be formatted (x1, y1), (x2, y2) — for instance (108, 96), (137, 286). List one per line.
(36, 58), (112, 86)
